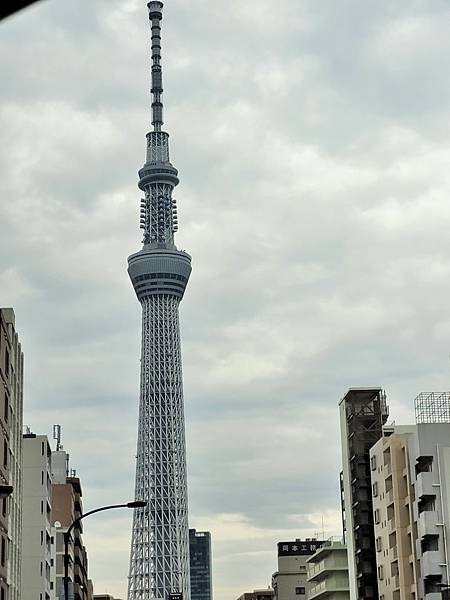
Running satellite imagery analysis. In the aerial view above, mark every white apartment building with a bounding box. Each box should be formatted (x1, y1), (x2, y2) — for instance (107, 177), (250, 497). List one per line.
(306, 538), (350, 600)
(273, 540), (324, 600)
(22, 433), (56, 600)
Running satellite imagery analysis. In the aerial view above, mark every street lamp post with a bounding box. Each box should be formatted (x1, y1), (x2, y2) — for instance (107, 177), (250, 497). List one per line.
(63, 500), (146, 600)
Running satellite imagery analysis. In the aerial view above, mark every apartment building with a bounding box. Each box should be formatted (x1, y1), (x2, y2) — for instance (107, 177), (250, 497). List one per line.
(22, 433), (56, 600)
(236, 590), (275, 600)
(51, 446), (93, 600)
(272, 539), (324, 600)
(411, 393), (450, 600)
(306, 538), (349, 600)
(0, 308), (23, 600)
(370, 392), (450, 600)
(370, 426), (418, 600)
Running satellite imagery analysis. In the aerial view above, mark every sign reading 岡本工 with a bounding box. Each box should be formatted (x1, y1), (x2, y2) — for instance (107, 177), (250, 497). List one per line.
(277, 540), (324, 556)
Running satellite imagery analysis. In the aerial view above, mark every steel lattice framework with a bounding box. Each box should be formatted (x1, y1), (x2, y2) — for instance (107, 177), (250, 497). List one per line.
(127, 3), (192, 599)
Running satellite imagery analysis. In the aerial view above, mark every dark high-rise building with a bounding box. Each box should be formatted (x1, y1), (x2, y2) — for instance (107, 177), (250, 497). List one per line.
(189, 530), (212, 600)
(339, 388), (389, 600)
(127, 2), (192, 599)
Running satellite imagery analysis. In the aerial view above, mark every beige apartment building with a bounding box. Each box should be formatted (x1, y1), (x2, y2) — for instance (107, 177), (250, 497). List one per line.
(0, 308), (23, 600)
(306, 538), (349, 600)
(370, 426), (419, 600)
(370, 392), (450, 600)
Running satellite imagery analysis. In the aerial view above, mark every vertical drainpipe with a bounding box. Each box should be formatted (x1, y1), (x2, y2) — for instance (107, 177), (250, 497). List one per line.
(436, 444), (450, 586)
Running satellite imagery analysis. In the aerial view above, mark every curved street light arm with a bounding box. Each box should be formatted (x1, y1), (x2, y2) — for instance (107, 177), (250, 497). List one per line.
(63, 501), (146, 600)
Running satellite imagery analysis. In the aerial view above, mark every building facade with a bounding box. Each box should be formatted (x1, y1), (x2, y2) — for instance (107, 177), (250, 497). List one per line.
(51, 447), (93, 600)
(339, 388), (388, 600)
(127, 2), (192, 599)
(306, 538), (350, 600)
(22, 433), (55, 600)
(189, 529), (212, 600)
(370, 392), (450, 600)
(0, 308), (23, 600)
(272, 540), (324, 600)
(370, 426), (418, 600)
(412, 393), (450, 600)
(236, 590), (275, 600)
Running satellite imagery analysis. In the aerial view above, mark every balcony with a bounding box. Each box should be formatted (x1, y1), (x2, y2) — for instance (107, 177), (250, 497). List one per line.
(308, 556), (349, 580)
(418, 511), (440, 539)
(422, 550), (442, 578)
(416, 471), (436, 499)
(308, 578), (350, 600)
(388, 517), (396, 533)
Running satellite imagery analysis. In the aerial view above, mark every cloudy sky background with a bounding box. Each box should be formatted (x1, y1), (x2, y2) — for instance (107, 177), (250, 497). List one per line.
(2, 0), (450, 597)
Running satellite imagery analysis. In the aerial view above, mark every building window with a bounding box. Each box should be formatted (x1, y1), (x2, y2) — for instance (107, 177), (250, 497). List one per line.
(371, 455), (377, 471)
(376, 537), (382, 552)
(378, 565), (383, 580)
(3, 395), (8, 424)
(4, 348), (9, 379)
(372, 482), (378, 497)
(295, 588), (305, 595)
(374, 509), (380, 524)
(0, 537), (6, 567)
(2, 441), (7, 469)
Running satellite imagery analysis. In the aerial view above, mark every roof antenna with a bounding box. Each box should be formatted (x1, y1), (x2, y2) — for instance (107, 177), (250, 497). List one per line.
(53, 424), (62, 451)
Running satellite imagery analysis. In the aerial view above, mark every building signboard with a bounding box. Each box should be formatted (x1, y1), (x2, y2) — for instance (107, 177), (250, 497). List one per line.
(277, 541), (324, 556)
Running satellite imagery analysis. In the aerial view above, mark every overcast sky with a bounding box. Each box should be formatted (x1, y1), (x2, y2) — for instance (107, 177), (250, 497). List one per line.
(2, 0), (450, 597)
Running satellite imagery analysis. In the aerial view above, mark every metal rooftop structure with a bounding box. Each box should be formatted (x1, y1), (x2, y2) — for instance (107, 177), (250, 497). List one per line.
(415, 391), (450, 424)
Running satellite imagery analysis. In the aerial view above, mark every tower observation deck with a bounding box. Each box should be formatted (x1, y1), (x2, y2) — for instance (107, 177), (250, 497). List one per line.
(127, 3), (192, 599)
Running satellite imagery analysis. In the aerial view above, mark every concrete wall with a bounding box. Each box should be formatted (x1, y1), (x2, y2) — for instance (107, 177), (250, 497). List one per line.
(22, 434), (55, 600)
(0, 308), (23, 600)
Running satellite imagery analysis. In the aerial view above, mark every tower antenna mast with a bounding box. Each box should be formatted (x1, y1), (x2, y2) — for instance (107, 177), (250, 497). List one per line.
(127, 3), (192, 599)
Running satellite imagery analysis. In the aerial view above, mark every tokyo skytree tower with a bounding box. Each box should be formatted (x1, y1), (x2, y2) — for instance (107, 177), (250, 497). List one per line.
(127, 2), (192, 599)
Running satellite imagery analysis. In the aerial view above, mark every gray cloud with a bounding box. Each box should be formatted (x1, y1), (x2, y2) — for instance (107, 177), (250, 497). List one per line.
(2, 0), (450, 597)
